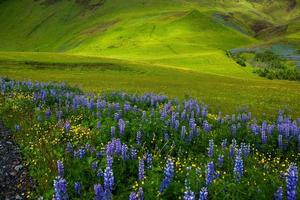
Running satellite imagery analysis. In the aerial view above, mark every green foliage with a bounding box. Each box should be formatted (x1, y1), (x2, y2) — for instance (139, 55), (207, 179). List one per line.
(252, 51), (300, 81)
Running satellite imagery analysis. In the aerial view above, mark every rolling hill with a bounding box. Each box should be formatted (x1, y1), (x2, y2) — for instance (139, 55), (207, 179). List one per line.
(0, 0), (300, 115)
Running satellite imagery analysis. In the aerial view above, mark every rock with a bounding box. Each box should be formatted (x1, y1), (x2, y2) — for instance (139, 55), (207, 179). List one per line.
(14, 165), (23, 172)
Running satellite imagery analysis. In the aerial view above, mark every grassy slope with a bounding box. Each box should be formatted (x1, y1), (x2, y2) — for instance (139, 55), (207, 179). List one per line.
(0, 0), (300, 115)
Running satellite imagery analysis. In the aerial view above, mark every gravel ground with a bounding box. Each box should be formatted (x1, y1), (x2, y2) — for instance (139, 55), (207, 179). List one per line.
(0, 122), (32, 200)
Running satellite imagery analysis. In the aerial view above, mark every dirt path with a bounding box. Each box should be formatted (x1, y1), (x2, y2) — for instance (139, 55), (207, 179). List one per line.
(0, 122), (31, 199)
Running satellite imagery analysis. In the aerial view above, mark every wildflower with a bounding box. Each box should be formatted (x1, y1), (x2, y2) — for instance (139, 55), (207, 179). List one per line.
(104, 166), (114, 192)
(129, 192), (137, 200)
(184, 187), (195, 200)
(160, 158), (174, 192)
(94, 184), (105, 200)
(278, 135), (283, 149)
(206, 162), (214, 185)
(138, 159), (145, 181)
(138, 187), (144, 200)
(218, 155), (224, 168)
(234, 149), (243, 182)
(203, 121), (211, 133)
(57, 160), (64, 177)
(221, 139), (227, 150)
(64, 121), (71, 132)
(146, 153), (153, 169)
(79, 148), (86, 159)
(119, 119), (125, 135)
(97, 121), (101, 129)
(66, 142), (73, 155)
(53, 177), (68, 200)
(45, 109), (51, 118)
(287, 164), (298, 200)
(136, 131), (142, 146)
(208, 139), (214, 158)
(122, 144), (127, 160)
(262, 131), (267, 144)
(111, 126), (115, 138)
(15, 124), (21, 132)
(92, 161), (98, 171)
(231, 124), (237, 136)
(97, 169), (103, 177)
(199, 187), (208, 200)
(74, 182), (81, 195)
(131, 147), (137, 160)
(164, 132), (169, 141)
(274, 187), (282, 200)
(106, 155), (113, 168)
(181, 126), (186, 140)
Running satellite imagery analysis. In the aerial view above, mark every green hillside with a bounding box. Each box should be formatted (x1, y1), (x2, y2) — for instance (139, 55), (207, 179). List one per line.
(0, 0), (300, 115)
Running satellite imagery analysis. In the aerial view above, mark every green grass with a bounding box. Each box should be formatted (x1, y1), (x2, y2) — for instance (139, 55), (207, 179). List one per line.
(1, 51), (300, 117)
(0, 0), (300, 116)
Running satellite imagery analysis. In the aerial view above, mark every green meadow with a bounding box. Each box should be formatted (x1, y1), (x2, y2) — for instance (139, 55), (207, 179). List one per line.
(0, 0), (300, 115)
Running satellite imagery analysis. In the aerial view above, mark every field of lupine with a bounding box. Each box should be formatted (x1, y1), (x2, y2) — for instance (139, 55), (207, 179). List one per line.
(0, 78), (299, 199)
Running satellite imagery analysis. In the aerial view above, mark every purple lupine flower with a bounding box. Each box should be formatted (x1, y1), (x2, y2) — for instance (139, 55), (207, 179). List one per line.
(142, 111), (146, 120)
(164, 132), (169, 141)
(94, 184), (105, 200)
(174, 120), (180, 131)
(199, 187), (208, 200)
(119, 119), (125, 135)
(111, 126), (115, 138)
(205, 162), (214, 185)
(53, 177), (68, 200)
(45, 109), (51, 118)
(203, 121), (211, 133)
(66, 142), (73, 155)
(97, 121), (101, 129)
(146, 153), (153, 169)
(97, 169), (103, 178)
(136, 131), (142, 146)
(115, 139), (122, 155)
(218, 155), (224, 168)
(79, 148), (86, 159)
(287, 164), (298, 200)
(217, 112), (222, 124)
(104, 166), (114, 192)
(188, 129), (194, 142)
(106, 155), (113, 168)
(208, 139), (214, 158)
(129, 192), (137, 200)
(138, 187), (144, 200)
(234, 149), (243, 182)
(232, 139), (237, 149)
(184, 187), (195, 200)
(274, 187), (282, 200)
(65, 121), (71, 132)
(56, 111), (63, 121)
(15, 124), (21, 132)
(57, 160), (64, 177)
(298, 135), (300, 152)
(138, 159), (145, 181)
(221, 139), (227, 150)
(74, 182), (81, 195)
(130, 147), (137, 160)
(262, 131), (267, 144)
(92, 161), (98, 171)
(160, 158), (174, 192)
(114, 113), (119, 121)
(231, 124), (237, 136)
(278, 135), (283, 149)
(181, 126), (186, 140)
(122, 144), (127, 160)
